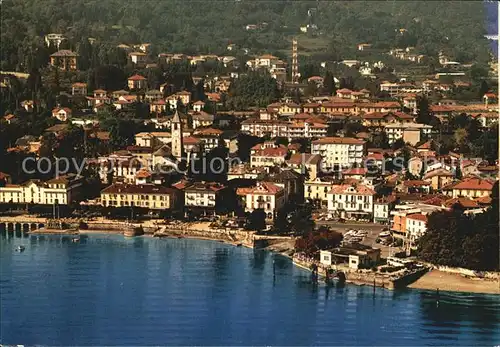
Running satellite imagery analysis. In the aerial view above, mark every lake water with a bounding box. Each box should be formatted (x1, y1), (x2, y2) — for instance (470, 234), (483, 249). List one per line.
(1, 231), (499, 346)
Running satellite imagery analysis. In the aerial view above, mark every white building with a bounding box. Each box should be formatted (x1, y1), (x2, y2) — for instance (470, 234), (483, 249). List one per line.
(184, 182), (225, 209)
(327, 184), (375, 220)
(0, 175), (83, 205)
(385, 123), (433, 145)
(405, 213), (428, 246)
(237, 182), (286, 220)
(311, 137), (366, 170)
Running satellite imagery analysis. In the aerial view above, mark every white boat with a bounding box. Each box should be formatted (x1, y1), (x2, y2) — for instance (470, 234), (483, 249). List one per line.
(15, 246), (25, 252)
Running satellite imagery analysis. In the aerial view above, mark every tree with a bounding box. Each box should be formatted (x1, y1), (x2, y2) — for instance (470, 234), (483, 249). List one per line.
(246, 209), (267, 232)
(370, 131), (389, 149)
(295, 229), (343, 257)
(323, 71), (336, 95)
(415, 95), (431, 124)
(478, 80), (489, 99)
(417, 183), (499, 271)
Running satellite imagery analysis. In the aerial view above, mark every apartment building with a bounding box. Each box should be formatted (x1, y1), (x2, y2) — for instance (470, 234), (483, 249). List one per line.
(237, 182), (286, 220)
(311, 137), (366, 170)
(326, 184), (376, 220)
(250, 144), (288, 168)
(100, 183), (178, 210)
(184, 182), (226, 211)
(0, 174), (84, 205)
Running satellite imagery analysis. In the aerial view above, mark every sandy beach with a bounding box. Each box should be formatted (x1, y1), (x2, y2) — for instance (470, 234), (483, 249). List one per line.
(408, 270), (500, 294)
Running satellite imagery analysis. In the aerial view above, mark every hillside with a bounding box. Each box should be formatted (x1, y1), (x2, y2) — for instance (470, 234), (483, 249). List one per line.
(0, 0), (493, 70)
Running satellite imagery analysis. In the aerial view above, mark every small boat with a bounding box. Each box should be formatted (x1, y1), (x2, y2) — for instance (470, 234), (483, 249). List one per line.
(236, 243), (242, 247)
(15, 246), (25, 252)
(71, 237), (80, 243)
(177, 236), (184, 239)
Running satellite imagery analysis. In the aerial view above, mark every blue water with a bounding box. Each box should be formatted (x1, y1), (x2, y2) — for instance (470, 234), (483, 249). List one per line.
(1, 231), (499, 346)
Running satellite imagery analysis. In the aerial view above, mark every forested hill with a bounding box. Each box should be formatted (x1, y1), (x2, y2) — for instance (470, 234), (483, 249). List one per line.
(0, 0), (492, 70)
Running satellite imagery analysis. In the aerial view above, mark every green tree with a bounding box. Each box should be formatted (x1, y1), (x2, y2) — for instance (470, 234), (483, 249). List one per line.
(415, 95), (431, 124)
(323, 71), (336, 95)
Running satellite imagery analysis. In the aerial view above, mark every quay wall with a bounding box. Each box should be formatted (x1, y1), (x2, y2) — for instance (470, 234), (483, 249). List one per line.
(156, 226), (256, 247)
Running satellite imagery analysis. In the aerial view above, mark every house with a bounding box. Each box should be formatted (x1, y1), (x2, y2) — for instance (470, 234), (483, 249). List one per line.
(327, 184), (376, 220)
(191, 111), (214, 129)
(336, 88), (353, 99)
(237, 182), (286, 220)
(193, 127), (223, 152)
(71, 82), (87, 96)
(286, 153), (322, 180)
(21, 100), (35, 112)
(96, 153), (144, 184)
(307, 76), (324, 88)
(132, 43), (151, 53)
(423, 168), (454, 190)
(287, 120), (328, 140)
(473, 112), (498, 128)
(127, 74), (147, 90)
(166, 91), (191, 109)
(134, 132), (171, 147)
(357, 43), (372, 51)
(129, 52), (147, 65)
(0, 174), (83, 205)
(100, 183), (178, 210)
(50, 50), (78, 70)
(482, 92), (498, 106)
(311, 137), (366, 170)
(405, 213), (428, 247)
(303, 102), (320, 114)
(184, 182), (227, 214)
(52, 107), (72, 122)
(44, 33), (66, 49)
(304, 177), (339, 208)
(442, 177), (494, 198)
(250, 143), (288, 168)
(150, 99), (167, 114)
(145, 89), (163, 102)
(254, 54), (279, 68)
(240, 119), (288, 138)
(385, 123), (432, 145)
(3, 114), (18, 124)
(193, 100), (205, 112)
(279, 102), (301, 116)
(373, 195), (396, 224)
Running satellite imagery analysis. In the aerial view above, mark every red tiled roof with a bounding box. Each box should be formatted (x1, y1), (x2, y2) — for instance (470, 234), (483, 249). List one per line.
(135, 169), (152, 179)
(252, 147), (288, 157)
(444, 197), (479, 209)
(406, 213), (427, 223)
(403, 180), (431, 187)
(128, 74), (146, 81)
(342, 168), (367, 175)
(237, 182), (283, 195)
(328, 184), (375, 195)
(444, 177), (494, 191)
(183, 136), (201, 145)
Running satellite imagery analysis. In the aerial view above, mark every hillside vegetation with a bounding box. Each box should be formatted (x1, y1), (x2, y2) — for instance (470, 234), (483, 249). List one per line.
(0, 0), (492, 70)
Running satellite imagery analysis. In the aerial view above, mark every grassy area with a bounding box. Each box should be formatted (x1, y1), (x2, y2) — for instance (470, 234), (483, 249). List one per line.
(279, 34), (330, 57)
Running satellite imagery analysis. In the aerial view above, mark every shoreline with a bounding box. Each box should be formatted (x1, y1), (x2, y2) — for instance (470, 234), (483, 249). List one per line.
(19, 227), (500, 295)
